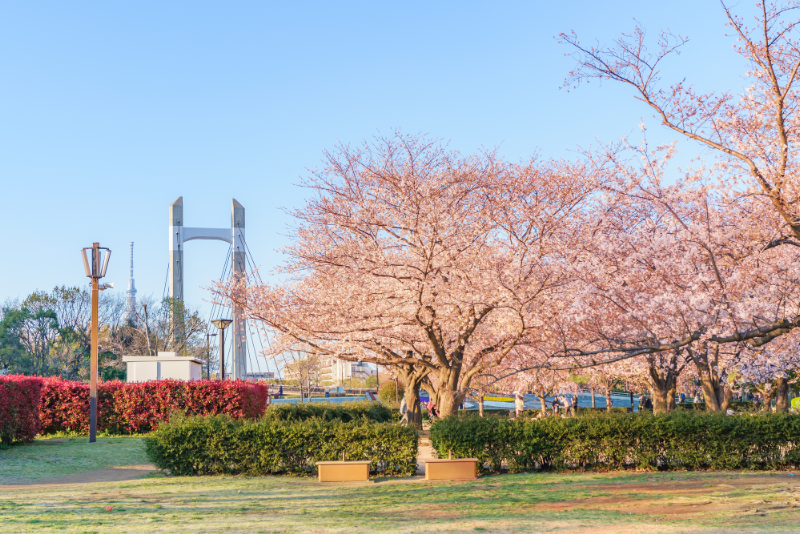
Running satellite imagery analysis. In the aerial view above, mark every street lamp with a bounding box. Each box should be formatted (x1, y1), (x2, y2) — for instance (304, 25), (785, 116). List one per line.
(80, 242), (112, 443)
(211, 319), (232, 380)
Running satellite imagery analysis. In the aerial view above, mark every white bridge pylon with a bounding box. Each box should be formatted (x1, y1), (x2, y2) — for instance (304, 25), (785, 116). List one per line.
(169, 196), (247, 380)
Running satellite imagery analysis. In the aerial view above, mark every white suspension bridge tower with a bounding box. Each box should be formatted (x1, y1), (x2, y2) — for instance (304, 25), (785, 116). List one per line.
(168, 196), (248, 380)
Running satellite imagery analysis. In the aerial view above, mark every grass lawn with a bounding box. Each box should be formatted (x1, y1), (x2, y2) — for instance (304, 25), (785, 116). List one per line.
(3, 438), (800, 532)
(0, 436), (150, 484)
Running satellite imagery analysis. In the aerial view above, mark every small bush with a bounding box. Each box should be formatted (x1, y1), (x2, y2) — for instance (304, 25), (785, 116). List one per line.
(0, 375), (43, 445)
(430, 410), (800, 474)
(145, 414), (418, 477)
(263, 401), (392, 423)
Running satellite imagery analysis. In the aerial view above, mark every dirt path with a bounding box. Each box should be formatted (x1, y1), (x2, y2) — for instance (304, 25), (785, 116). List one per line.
(0, 464), (157, 488)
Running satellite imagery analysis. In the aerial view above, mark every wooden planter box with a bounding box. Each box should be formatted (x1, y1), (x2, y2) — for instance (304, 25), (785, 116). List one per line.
(316, 461), (371, 482)
(424, 458), (478, 481)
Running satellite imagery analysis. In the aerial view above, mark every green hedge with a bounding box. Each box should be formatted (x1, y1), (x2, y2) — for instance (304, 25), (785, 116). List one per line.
(145, 413), (417, 477)
(430, 411), (800, 474)
(263, 400), (393, 423)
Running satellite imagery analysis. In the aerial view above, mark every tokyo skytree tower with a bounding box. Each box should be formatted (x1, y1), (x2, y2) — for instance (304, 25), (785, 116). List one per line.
(124, 242), (137, 324)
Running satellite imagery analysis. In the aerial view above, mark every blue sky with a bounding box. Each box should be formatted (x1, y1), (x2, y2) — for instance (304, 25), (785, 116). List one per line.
(0, 1), (747, 314)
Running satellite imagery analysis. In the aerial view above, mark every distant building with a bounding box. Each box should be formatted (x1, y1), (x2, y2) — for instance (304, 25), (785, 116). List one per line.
(123, 352), (203, 382)
(319, 358), (374, 385)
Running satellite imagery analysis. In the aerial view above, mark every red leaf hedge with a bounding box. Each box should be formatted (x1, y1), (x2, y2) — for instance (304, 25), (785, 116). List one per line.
(0, 375), (44, 444)
(32, 378), (269, 435)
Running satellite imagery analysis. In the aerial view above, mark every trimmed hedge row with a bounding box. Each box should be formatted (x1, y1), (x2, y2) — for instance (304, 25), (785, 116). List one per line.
(262, 401), (393, 423)
(0, 375), (44, 444)
(430, 411), (800, 473)
(39, 378), (268, 434)
(0, 377), (268, 441)
(145, 414), (418, 477)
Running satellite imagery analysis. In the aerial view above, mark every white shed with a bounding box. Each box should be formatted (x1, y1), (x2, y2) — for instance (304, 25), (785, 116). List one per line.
(123, 352), (203, 382)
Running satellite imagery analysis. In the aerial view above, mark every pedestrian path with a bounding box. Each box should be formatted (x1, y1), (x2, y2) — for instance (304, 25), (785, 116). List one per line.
(416, 430), (434, 475)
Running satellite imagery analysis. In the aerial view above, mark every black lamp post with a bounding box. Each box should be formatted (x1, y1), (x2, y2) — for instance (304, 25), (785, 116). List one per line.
(211, 319), (232, 380)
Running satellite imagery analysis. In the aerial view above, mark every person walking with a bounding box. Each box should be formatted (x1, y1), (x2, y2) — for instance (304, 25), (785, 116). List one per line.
(562, 394), (574, 416)
(515, 392), (525, 418)
(399, 396), (409, 424)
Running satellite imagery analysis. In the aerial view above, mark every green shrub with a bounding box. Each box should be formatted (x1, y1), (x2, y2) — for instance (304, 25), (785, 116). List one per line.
(263, 401), (392, 423)
(145, 413), (417, 477)
(430, 411), (800, 474)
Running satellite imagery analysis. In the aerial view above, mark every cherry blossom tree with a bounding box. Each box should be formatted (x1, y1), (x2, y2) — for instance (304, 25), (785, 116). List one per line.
(738, 332), (800, 411)
(561, 1), (800, 242)
(555, 4), (800, 399)
(218, 133), (598, 424)
(535, 141), (800, 412)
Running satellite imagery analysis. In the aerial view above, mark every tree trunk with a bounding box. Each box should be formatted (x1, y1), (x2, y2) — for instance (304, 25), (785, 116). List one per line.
(435, 365), (465, 418)
(538, 395), (548, 416)
(776, 377), (790, 413)
(478, 397), (484, 417)
(668, 384), (677, 411)
(605, 389), (612, 412)
(438, 387), (466, 418)
(396, 365), (429, 429)
(591, 388), (596, 408)
(403, 384), (422, 427)
(755, 384), (775, 412)
(650, 385), (677, 414)
(646, 352), (683, 414)
(754, 382), (781, 413)
(688, 345), (732, 413)
(650, 387), (666, 414)
(648, 371), (677, 415)
(697, 373), (733, 412)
